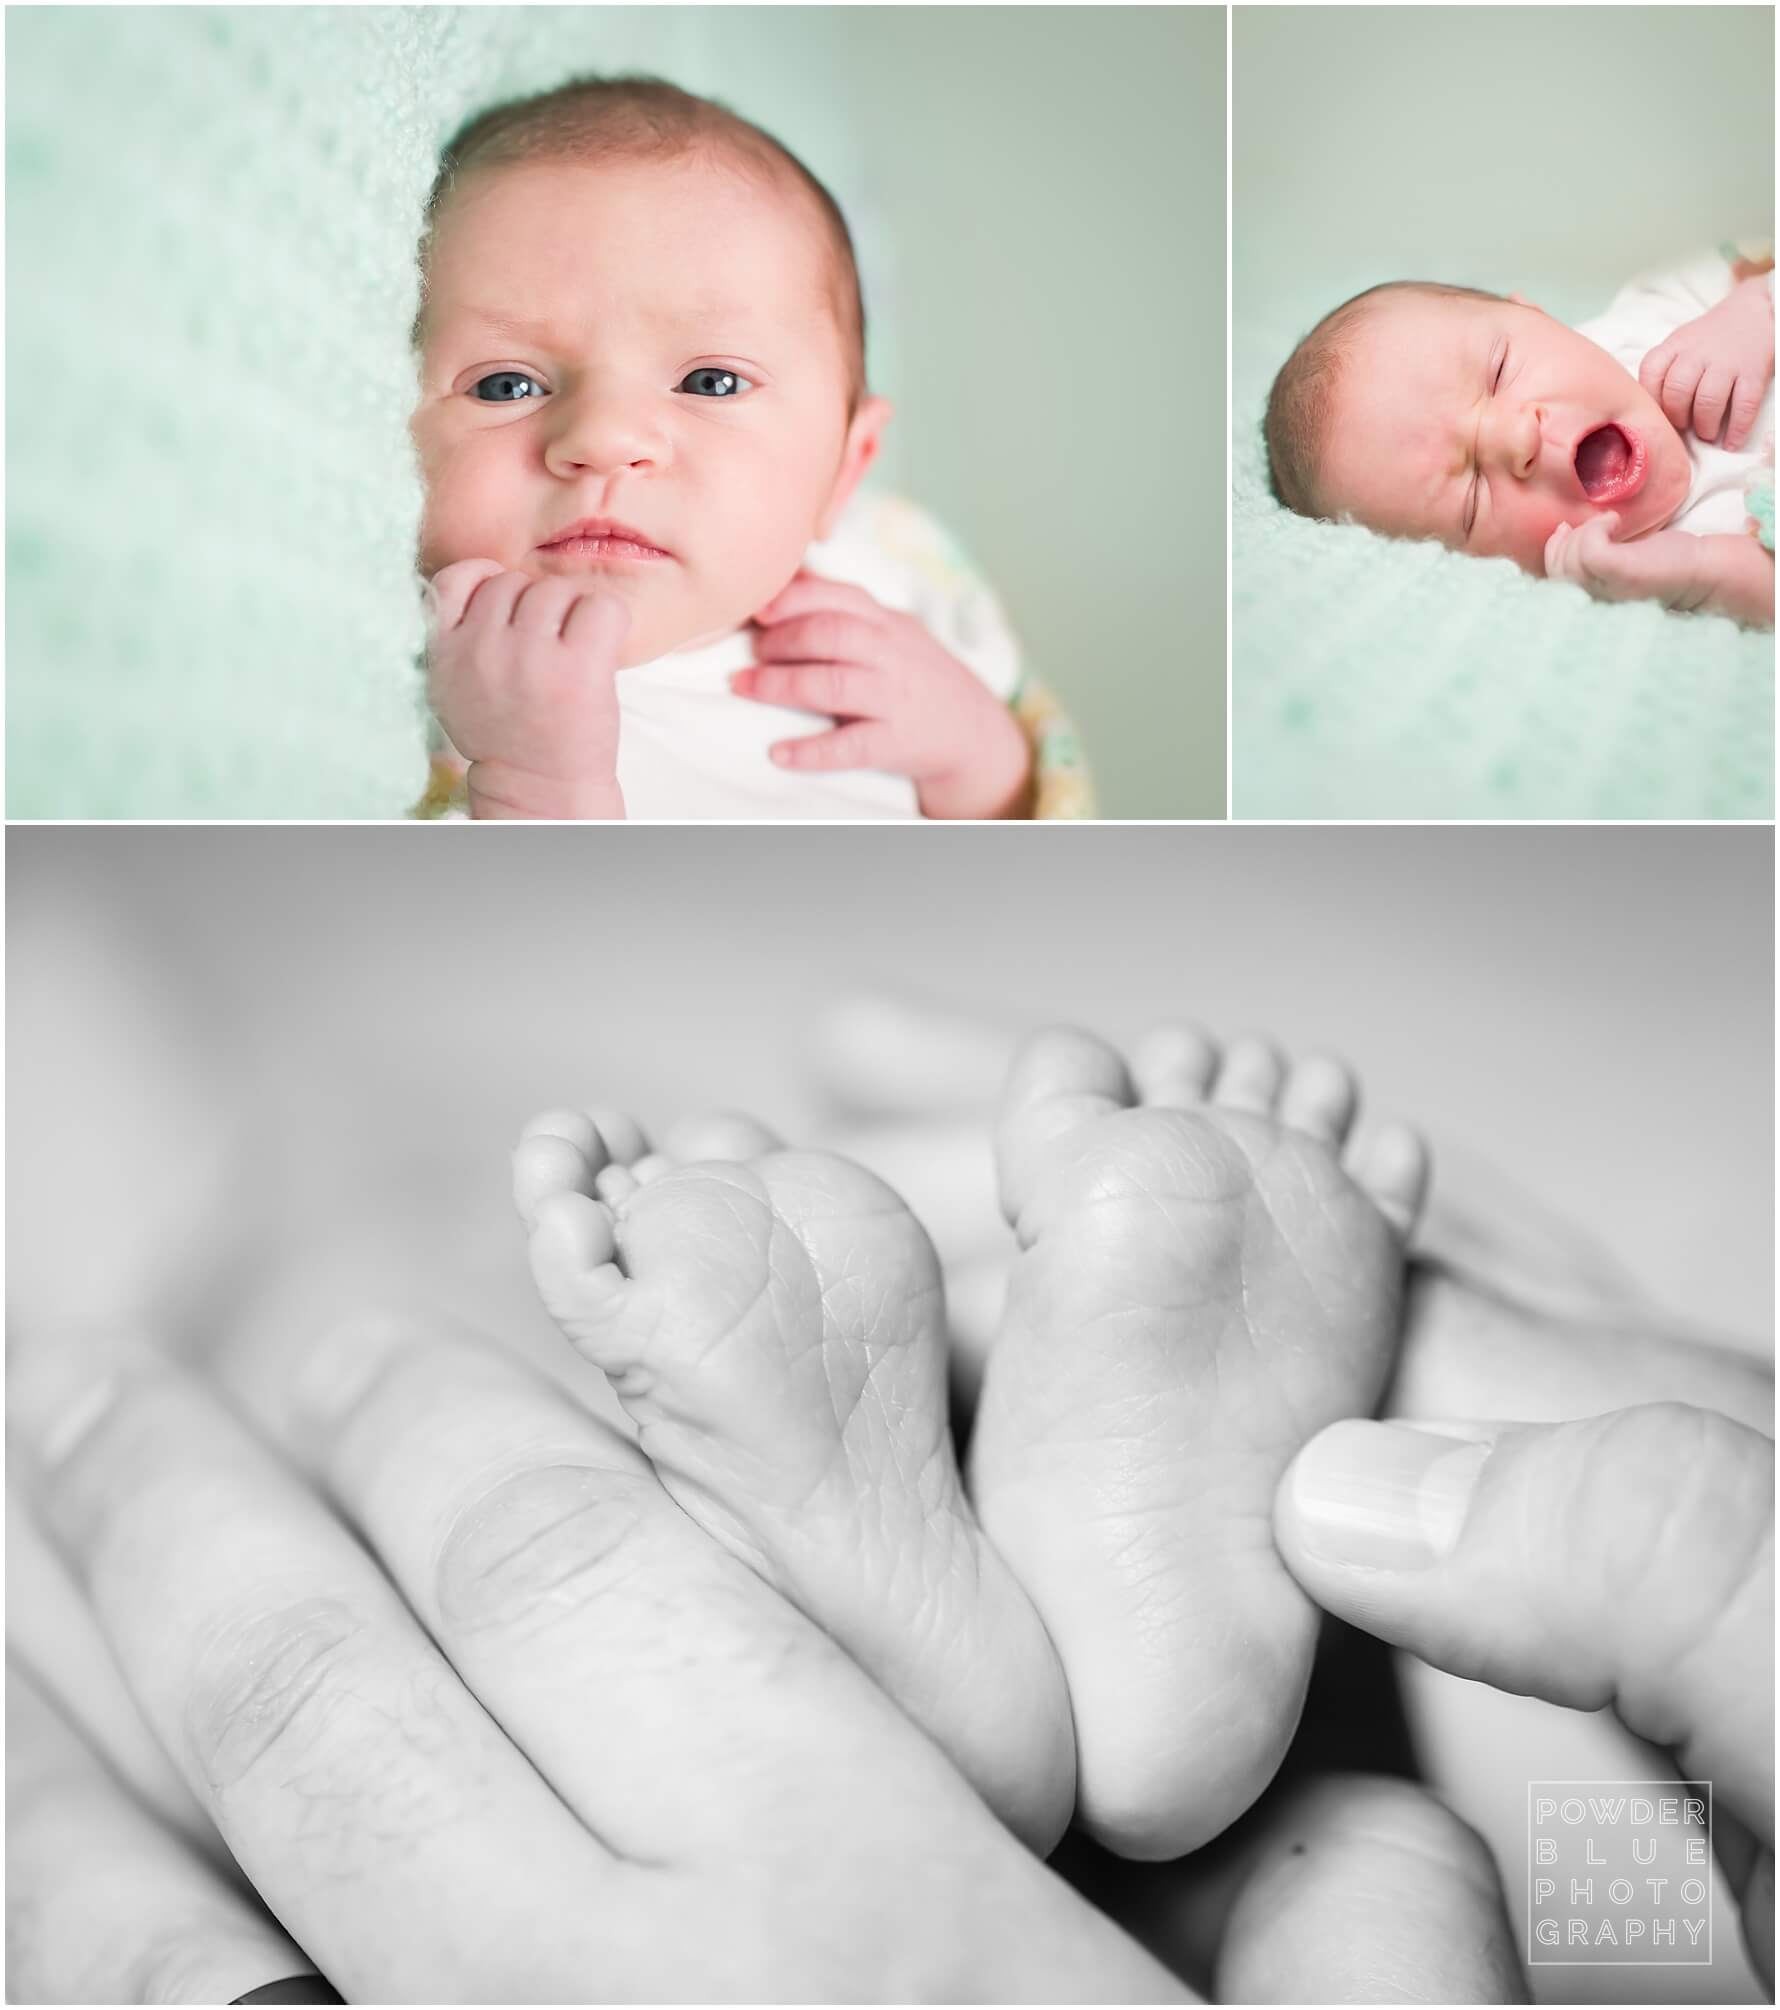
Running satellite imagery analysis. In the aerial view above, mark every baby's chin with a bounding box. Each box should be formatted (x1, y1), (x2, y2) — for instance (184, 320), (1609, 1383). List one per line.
(1641, 412), (1695, 530)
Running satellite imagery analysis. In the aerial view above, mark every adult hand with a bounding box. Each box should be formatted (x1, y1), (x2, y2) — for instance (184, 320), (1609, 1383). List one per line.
(8, 1319), (1542, 2004)
(423, 561), (630, 819)
(1275, 1403), (1775, 1992)
(734, 571), (1034, 818)
(6, 1319), (1181, 2002)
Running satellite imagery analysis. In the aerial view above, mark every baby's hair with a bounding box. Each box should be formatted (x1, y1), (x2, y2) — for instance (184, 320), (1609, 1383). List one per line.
(1263, 280), (1506, 519)
(412, 73), (868, 419)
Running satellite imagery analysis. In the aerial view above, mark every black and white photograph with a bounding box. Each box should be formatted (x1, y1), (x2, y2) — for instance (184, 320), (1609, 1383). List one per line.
(6, 827), (1772, 2004)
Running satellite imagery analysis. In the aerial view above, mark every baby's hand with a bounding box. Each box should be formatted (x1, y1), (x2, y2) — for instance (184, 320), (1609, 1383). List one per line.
(733, 572), (1033, 819)
(1637, 275), (1775, 451)
(1543, 513), (1701, 609)
(424, 560), (631, 819)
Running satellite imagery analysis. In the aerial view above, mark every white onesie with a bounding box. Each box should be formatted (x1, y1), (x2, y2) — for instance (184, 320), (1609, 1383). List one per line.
(1573, 248), (1775, 544)
(424, 490), (1024, 822)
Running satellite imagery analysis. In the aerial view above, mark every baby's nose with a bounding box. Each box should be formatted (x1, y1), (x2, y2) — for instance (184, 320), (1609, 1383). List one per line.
(1487, 403), (1545, 482)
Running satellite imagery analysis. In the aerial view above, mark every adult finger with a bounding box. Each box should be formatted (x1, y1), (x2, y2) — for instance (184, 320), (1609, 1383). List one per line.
(7, 1657), (332, 2006)
(1725, 372), (1766, 452)
(7, 1329), (622, 2004)
(1388, 1260), (1774, 1440)
(750, 569), (887, 626)
(1275, 1405), (1774, 1842)
(1213, 1774), (1527, 2003)
(216, 1311), (1025, 1870)
(732, 660), (889, 719)
(422, 557), (507, 633)
(7, 1472), (223, 1871)
(1690, 365), (1736, 444)
(749, 609), (887, 668)
(809, 991), (1016, 1117)
(770, 720), (897, 772)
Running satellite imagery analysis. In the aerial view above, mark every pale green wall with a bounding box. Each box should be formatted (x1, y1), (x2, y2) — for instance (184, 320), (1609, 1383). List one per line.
(7, 4), (1222, 818)
(808, 8), (1227, 819)
(1236, 6), (1774, 326)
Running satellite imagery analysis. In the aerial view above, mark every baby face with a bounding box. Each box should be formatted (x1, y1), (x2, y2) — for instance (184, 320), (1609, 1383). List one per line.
(1315, 292), (1692, 574)
(411, 154), (890, 664)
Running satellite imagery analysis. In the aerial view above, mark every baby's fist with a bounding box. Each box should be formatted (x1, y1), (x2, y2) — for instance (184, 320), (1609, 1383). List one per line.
(424, 561), (633, 820)
(1638, 276), (1775, 451)
(1544, 514), (1700, 610)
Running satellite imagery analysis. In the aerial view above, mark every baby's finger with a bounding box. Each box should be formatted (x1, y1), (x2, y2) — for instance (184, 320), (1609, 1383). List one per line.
(1542, 521), (1573, 577)
(751, 570), (886, 627)
(751, 608), (889, 668)
(1657, 353), (1706, 436)
(1637, 339), (1677, 403)
(7, 1656), (333, 2006)
(770, 720), (898, 773)
(423, 558), (508, 634)
(733, 661), (889, 719)
(510, 574), (592, 639)
(1725, 373), (1765, 453)
(1276, 1405), (1774, 1842)
(561, 589), (633, 663)
(1690, 365), (1737, 444)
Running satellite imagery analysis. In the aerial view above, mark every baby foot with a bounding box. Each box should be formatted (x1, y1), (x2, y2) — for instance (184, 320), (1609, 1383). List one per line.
(511, 1106), (1074, 1851)
(970, 1025), (1429, 1860)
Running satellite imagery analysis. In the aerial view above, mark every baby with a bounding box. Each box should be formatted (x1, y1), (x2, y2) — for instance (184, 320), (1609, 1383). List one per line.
(1264, 251), (1775, 629)
(511, 1024), (1429, 1858)
(410, 74), (1044, 820)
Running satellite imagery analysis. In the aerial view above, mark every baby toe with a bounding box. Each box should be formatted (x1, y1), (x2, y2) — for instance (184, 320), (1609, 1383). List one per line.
(629, 1152), (673, 1187)
(1348, 1122), (1431, 1240)
(1130, 1023), (1220, 1110)
(528, 1189), (626, 1335)
(595, 1162), (642, 1208)
(513, 1129), (601, 1231)
(996, 1026), (1134, 1226)
(520, 1108), (606, 1162)
(1279, 1054), (1358, 1147)
(1212, 1035), (1287, 1115)
(585, 1106), (651, 1166)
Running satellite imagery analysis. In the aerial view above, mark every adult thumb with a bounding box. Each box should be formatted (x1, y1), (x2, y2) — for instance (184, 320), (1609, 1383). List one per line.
(1275, 1405), (1773, 1982)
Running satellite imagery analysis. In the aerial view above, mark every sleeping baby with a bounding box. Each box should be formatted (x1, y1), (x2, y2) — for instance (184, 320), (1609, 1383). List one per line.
(1264, 247), (1775, 629)
(410, 73), (1078, 820)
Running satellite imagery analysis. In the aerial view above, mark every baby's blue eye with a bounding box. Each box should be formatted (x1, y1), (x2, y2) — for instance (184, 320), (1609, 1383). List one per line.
(471, 371), (543, 403)
(679, 368), (753, 398)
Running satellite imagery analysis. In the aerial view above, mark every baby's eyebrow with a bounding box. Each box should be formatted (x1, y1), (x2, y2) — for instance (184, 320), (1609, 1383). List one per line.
(460, 299), (756, 342)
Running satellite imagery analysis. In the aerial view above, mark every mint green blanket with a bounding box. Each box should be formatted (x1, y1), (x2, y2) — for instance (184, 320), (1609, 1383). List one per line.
(1234, 319), (1774, 821)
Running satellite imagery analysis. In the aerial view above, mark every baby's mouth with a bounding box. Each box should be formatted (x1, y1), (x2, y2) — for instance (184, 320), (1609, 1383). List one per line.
(1573, 422), (1647, 504)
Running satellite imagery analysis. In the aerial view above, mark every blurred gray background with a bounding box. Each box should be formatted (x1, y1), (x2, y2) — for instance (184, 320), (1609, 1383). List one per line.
(7, 5), (1222, 819)
(10, 824), (1771, 1341)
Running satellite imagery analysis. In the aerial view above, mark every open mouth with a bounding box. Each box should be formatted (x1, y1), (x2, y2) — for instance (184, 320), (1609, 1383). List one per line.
(1573, 422), (1647, 504)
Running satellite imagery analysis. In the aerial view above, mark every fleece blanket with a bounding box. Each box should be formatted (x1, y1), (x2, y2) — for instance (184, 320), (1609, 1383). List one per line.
(1234, 303), (1775, 821)
(3, 7), (880, 818)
